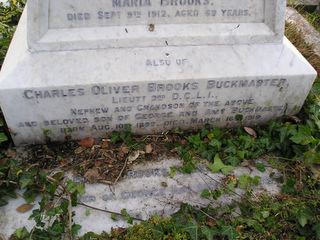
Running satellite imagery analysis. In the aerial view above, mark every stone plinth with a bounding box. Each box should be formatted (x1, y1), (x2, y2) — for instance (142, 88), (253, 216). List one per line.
(0, 9), (317, 145)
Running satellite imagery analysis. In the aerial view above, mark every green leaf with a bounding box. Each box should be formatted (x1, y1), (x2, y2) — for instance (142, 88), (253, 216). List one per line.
(209, 139), (222, 150)
(182, 219), (198, 240)
(221, 225), (238, 240)
(297, 209), (312, 227)
(290, 134), (315, 145)
(121, 208), (133, 224)
(169, 167), (177, 178)
(14, 227), (29, 239)
(252, 176), (261, 186)
(201, 226), (215, 240)
(0, 132), (8, 143)
(256, 162), (266, 172)
(208, 154), (234, 175)
(261, 210), (270, 218)
(111, 213), (118, 221)
(282, 178), (297, 195)
(19, 176), (33, 188)
(238, 175), (251, 189)
(71, 224), (82, 236)
(76, 183), (85, 195)
(312, 223), (320, 239)
(85, 209), (91, 217)
(200, 189), (211, 199)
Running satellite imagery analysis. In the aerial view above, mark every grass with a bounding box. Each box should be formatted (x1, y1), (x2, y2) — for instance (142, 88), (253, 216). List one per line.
(296, 6), (320, 32)
(285, 22), (320, 74)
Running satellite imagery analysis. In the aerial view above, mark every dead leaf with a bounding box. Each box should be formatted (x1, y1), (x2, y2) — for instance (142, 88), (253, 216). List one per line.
(236, 225), (244, 233)
(206, 217), (216, 227)
(161, 182), (168, 187)
(145, 144), (153, 154)
(101, 139), (109, 149)
(240, 160), (251, 167)
(5, 149), (16, 158)
(16, 203), (33, 213)
(120, 146), (129, 154)
(295, 182), (304, 191)
(311, 165), (320, 179)
(84, 168), (100, 183)
(127, 150), (141, 164)
(74, 147), (84, 154)
(44, 202), (54, 211)
(51, 171), (65, 181)
(180, 139), (187, 145)
(79, 137), (95, 148)
(244, 127), (257, 138)
(288, 115), (301, 123)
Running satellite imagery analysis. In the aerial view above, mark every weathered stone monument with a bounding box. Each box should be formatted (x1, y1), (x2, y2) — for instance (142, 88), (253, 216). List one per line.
(0, 0), (317, 145)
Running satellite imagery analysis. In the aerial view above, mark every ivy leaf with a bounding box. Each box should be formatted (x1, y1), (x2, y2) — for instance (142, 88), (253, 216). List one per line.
(298, 215), (308, 228)
(239, 175), (250, 189)
(282, 178), (297, 195)
(261, 210), (270, 218)
(238, 175), (260, 189)
(201, 226), (215, 240)
(201, 189), (211, 199)
(208, 154), (234, 175)
(290, 126), (316, 145)
(182, 219), (198, 240)
(121, 208), (133, 224)
(71, 224), (82, 236)
(290, 134), (316, 145)
(0, 132), (7, 143)
(221, 225), (238, 240)
(297, 209), (312, 227)
(19, 176), (33, 188)
(312, 223), (320, 239)
(14, 227), (29, 239)
(256, 162), (266, 172)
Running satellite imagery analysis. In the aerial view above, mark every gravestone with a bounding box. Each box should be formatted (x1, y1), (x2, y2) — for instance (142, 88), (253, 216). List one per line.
(0, 0), (317, 145)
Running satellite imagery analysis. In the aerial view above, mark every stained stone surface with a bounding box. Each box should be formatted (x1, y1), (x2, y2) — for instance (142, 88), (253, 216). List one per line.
(0, 158), (282, 238)
(27, 0), (286, 51)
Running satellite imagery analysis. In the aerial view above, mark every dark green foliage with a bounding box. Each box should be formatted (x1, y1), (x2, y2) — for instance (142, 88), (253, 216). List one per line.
(0, 0), (25, 68)
(0, 157), (84, 239)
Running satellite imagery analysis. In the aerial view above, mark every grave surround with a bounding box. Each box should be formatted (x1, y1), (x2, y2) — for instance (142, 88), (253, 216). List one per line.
(0, 0), (317, 145)
(0, 158), (282, 238)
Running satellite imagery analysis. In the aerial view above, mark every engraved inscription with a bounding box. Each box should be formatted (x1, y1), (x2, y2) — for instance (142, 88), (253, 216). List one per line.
(48, 0), (265, 29)
(18, 76), (290, 138)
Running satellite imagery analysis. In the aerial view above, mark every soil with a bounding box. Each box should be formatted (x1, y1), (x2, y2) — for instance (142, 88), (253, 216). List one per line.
(10, 133), (179, 184)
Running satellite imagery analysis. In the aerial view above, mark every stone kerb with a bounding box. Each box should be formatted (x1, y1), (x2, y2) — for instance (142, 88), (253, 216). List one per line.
(27, 0), (286, 51)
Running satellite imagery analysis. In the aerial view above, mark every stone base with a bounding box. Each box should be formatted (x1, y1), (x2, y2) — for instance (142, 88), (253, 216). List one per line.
(0, 11), (317, 145)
